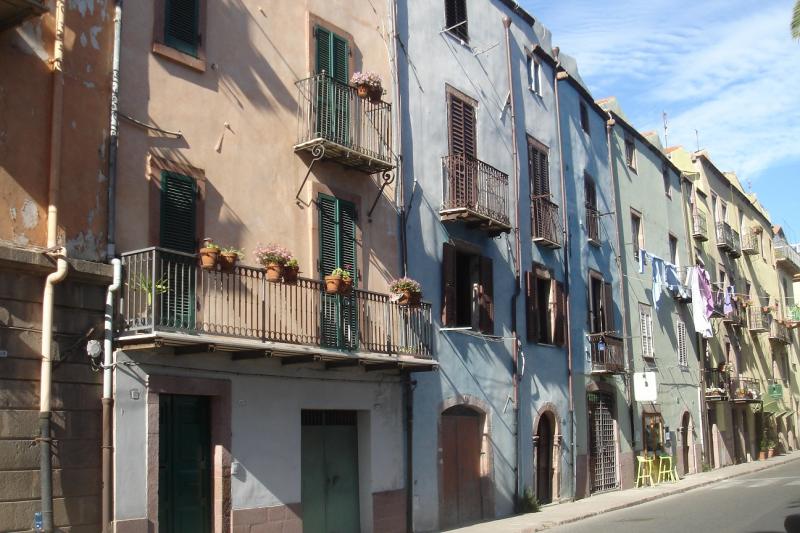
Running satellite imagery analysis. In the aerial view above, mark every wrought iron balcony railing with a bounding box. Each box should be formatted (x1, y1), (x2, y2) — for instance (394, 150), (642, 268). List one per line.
(531, 195), (560, 248)
(294, 73), (394, 173)
(730, 376), (761, 402)
(586, 205), (600, 244)
(704, 368), (730, 400)
(775, 240), (800, 275)
(716, 222), (735, 252)
(692, 212), (708, 241)
(769, 319), (792, 345)
(441, 153), (511, 234)
(741, 231), (759, 256)
(118, 248), (433, 358)
(721, 297), (744, 326)
(729, 229), (741, 258)
(588, 333), (625, 373)
(747, 306), (769, 333)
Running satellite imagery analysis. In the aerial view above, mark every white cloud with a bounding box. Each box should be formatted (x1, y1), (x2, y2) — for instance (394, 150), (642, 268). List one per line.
(522, 0), (800, 179)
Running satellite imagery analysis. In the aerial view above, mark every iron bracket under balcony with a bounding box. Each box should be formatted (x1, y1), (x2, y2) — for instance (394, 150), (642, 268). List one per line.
(294, 74), (395, 174)
(440, 154), (512, 236)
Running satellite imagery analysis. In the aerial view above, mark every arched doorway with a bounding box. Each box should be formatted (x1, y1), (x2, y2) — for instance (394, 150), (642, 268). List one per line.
(535, 412), (555, 504)
(440, 405), (486, 530)
(681, 412), (691, 475)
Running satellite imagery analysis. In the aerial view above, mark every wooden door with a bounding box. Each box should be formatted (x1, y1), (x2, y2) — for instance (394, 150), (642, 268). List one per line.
(158, 394), (211, 533)
(301, 410), (360, 533)
(441, 407), (484, 529)
(681, 412), (691, 475)
(588, 393), (618, 493)
(536, 416), (553, 504)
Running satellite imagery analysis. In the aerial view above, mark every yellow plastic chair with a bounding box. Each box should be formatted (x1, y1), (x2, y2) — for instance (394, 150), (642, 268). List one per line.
(656, 454), (677, 483)
(635, 455), (655, 487)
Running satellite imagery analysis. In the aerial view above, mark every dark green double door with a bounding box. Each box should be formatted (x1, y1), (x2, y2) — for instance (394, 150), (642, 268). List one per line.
(301, 410), (360, 533)
(159, 394), (211, 533)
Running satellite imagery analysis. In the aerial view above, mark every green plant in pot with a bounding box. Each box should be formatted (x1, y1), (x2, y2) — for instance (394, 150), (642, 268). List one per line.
(326, 267), (352, 295)
(389, 277), (422, 307)
(283, 257), (300, 284)
(199, 239), (220, 270)
(219, 247), (244, 273)
(133, 274), (169, 308)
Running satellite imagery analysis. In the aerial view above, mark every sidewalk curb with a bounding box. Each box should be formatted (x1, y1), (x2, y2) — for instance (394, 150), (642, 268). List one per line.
(516, 454), (800, 533)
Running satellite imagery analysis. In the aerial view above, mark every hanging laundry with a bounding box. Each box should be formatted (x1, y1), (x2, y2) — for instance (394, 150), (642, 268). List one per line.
(665, 263), (690, 301)
(698, 266), (714, 319)
(688, 266), (713, 338)
(724, 285), (734, 315)
(639, 249), (648, 274)
(651, 255), (666, 309)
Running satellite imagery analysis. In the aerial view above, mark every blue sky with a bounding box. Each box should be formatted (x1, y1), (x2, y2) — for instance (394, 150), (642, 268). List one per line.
(523, 0), (800, 242)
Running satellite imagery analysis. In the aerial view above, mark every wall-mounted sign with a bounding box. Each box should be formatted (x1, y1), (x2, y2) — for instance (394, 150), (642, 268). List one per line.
(633, 372), (658, 402)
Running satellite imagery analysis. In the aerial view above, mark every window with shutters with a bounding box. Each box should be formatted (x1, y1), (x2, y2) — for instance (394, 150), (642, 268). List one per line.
(625, 134), (637, 172)
(448, 90), (477, 160)
(639, 304), (654, 359)
(588, 271), (614, 335)
(580, 102), (590, 135)
(631, 210), (642, 263)
(529, 138), (558, 247)
(442, 243), (493, 334)
(669, 234), (678, 265)
(153, 0), (206, 70)
(315, 25), (350, 146)
(585, 175), (599, 244)
(159, 171), (197, 253)
(677, 319), (688, 367)
(444, 0), (468, 42)
(528, 55), (542, 96)
(662, 163), (672, 198)
(525, 264), (566, 346)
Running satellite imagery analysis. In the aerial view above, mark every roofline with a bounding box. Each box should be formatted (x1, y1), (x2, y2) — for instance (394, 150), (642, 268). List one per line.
(536, 51), (607, 120)
(496, 0), (536, 26)
(606, 110), (682, 176)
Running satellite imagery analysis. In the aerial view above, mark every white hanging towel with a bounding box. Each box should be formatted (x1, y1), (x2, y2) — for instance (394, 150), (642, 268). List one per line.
(688, 266), (713, 338)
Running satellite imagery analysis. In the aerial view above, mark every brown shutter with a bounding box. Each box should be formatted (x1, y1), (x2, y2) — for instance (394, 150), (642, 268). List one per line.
(442, 242), (457, 326)
(448, 94), (476, 159)
(554, 280), (566, 346)
(479, 255), (494, 334)
(526, 271), (538, 342)
(603, 282), (615, 332)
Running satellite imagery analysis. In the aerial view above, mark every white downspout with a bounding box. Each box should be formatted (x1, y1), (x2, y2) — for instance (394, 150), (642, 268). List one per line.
(102, 258), (121, 532)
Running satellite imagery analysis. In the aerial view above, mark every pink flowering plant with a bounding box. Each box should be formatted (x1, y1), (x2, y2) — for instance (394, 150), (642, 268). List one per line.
(253, 243), (291, 266)
(350, 71), (382, 89)
(389, 277), (421, 294)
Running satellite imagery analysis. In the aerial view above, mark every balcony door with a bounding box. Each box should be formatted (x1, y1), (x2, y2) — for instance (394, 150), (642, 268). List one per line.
(319, 194), (358, 350)
(447, 91), (477, 210)
(315, 26), (349, 146)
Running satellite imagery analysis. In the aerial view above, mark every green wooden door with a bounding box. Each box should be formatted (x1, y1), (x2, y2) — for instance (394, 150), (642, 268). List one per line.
(301, 410), (360, 533)
(315, 25), (349, 145)
(319, 194), (358, 350)
(158, 394), (211, 533)
(159, 171), (197, 330)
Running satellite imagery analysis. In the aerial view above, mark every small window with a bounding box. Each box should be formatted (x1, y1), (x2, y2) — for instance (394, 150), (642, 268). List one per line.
(625, 135), (637, 171)
(580, 102), (590, 135)
(662, 164), (671, 197)
(442, 243), (493, 334)
(631, 211), (642, 262)
(585, 175), (599, 244)
(444, 0), (468, 41)
(677, 319), (688, 367)
(528, 55), (542, 95)
(164, 0), (201, 57)
(668, 234), (678, 265)
(639, 304), (654, 359)
(525, 265), (566, 346)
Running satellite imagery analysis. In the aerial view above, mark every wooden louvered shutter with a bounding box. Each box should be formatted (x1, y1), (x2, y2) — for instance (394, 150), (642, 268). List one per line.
(479, 256), (494, 334)
(444, 0), (468, 41)
(448, 94), (476, 160)
(442, 242), (457, 326)
(159, 171), (196, 253)
(318, 194), (338, 278)
(331, 34), (349, 84)
(315, 26), (332, 75)
(526, 271), (538, 342)
(164, 0), (200, 57)
(554, 280), (566, 346)
(602, 282), (614, 332)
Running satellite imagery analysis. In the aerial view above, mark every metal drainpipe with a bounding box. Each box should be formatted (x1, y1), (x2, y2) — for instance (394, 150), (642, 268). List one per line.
(502, 16), (522, 504)
(102, 258), (122, 532)
(604, 113), (636, 449)
(40, 1), (68, 530)
(106, 0), (122, 259)
(552, 59), (576, 499)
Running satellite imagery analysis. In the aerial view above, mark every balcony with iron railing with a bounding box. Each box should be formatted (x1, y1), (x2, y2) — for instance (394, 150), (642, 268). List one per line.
(294, 73), (394, 174)
(0, 0), (46, 32)
(775, 240), (800, 275)
(441, 154), (511, 235)
(588, 333), (625, 374)
(769, 318), (792, 345)
(729, 229), (741, 258)
(716, 222), (735, 252)
(531, 195), (560, 248)
(721, 297), (745, 327)
(747, 306), (769, 333)
(692, 212), (708, 241)
(730, 376), (761, 402)
(741, 231), (759, 256)
(117, 248), (435, 368)
(586, 205), (600, 244)
(704, 368), (730, 401)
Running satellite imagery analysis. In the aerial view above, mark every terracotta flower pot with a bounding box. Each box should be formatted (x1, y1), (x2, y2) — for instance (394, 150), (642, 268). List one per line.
(283, 266), (299, 284)
(356, 84), (370, 99)
(265, 263), (283, 282)
(759, 450), (768, 460)
(199, 247), (219, 270)
(768, 448), (776, 458)
(368, 86), (383, 104)
(219, 253), (239, 273)
(397, 290), (422, 307)
(340, 277), (353, 295)
(325, 275), (342, 294)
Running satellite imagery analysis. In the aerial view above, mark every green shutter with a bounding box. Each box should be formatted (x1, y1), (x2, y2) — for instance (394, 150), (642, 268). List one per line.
(331, 34), (349, 84)
(315, 26), (349, 145)
(164, 0), (199, 57)
(160, 171), (197, 253)
(315, 26), (332, 76)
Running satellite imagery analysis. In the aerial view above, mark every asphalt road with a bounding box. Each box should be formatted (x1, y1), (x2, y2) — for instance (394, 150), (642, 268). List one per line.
(548, 459), (800, 533)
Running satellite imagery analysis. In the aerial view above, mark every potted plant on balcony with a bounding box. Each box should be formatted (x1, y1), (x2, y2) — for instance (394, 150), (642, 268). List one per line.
(350, 71), (383, 103)
(219, 247), (244, 273)
(199, 239), (220, 270)
(133, 274), (169, 309)
(254, 243), (291, 282)
(389, 277), (422, 307)
(325, 267), (352, 295)
(283, 257), (300, 284)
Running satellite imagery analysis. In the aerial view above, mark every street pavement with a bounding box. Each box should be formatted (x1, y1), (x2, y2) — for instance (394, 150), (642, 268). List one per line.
(447, 452), (800, 533)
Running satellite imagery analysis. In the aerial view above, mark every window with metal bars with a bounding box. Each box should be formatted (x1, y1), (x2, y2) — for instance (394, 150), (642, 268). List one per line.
(444, 0), (468, 41)
(639, 304), (654, 359)
(164, 0), (200, 57)
(677, 319), (688, 367)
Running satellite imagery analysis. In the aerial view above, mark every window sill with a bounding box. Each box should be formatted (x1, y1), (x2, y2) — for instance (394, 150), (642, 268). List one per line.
(588, 238), (601, 248)
(152, 42), (207, 73)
